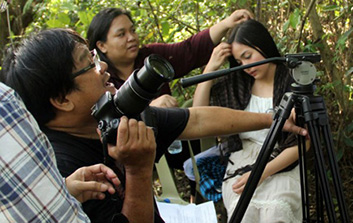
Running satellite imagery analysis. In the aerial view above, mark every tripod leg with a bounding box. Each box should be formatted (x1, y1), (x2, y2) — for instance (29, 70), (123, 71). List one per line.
(298, 135), (310, 221)
(302, 95), (350, 222)
(295, 106), (310, 221)
(302, 97), (337, 222)
(229, 93), (295, 223)
(316, 179), (324, 222)
(321, 115), (350, 222)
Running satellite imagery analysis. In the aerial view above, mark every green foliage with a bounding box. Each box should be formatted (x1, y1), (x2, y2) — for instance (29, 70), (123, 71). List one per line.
(336, 27), (353, 51)
(4, 0), (350, 140)
(22, 0), (236, 104)
(20, 1), (353, 149)
(289, 8), (301, 29)
(23, 0), (33, 13)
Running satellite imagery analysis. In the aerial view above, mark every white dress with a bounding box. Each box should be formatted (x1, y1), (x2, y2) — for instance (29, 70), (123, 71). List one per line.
(222, 95), (302, 223)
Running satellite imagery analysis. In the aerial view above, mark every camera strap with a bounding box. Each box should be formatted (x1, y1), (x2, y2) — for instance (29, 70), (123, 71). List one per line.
(102, 135), (126, 200)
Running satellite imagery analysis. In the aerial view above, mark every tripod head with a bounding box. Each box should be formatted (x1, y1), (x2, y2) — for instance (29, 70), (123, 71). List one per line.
(285, 53), (320, 85)
(179, 52), (321, 88)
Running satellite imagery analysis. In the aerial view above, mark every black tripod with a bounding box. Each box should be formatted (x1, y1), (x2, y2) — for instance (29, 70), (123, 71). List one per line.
(229, 81), (350, 223)
(180, 53), (350, 223)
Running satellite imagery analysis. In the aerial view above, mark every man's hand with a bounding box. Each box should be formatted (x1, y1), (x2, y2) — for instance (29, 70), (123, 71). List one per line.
(66, 164), (120, 203)
(150, 94), (178, 108)
(283, 109), (308, 136)
(108, 116), (156, 175)
(107, 117), (156, 223)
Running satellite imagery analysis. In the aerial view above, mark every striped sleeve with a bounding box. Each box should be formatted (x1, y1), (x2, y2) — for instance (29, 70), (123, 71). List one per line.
(0, 83), (90, 223)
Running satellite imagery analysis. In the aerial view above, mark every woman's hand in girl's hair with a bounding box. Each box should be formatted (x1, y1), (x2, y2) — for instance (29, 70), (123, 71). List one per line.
(223, 9), (253, 29)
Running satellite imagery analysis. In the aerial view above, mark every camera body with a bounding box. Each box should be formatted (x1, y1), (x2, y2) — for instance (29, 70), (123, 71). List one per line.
(92, 92), (123, 144)
(91, 54), (174, 144)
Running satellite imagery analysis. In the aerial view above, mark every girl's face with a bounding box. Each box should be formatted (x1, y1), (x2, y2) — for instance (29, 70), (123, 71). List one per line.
(231, 42), (274, 81)
(98, 15), (140, 67)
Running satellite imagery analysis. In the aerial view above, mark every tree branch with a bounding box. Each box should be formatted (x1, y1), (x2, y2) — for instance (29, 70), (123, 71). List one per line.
(346, 7), (353, 78)
(303, 0), (351, 150)
(195, 1), (200, 32)
(256, 0), (261, 21)
(168, 15), (198, 34)
(0, 0), (44, 63)
(146, 0), (164, 42)
(296, 0), (316, 52)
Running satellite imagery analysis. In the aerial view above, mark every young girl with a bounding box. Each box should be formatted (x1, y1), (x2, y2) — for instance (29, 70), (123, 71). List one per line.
(192, 19), (305, 222)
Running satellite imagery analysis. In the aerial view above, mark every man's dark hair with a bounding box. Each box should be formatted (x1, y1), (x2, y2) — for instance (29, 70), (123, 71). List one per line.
(1, 28), (87, 125)
(86, 8), (134, 73)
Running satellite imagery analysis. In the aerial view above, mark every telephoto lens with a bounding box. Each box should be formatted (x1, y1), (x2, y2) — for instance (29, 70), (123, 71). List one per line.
(114, 54), (174, 116)
(91, 54), (175, 145)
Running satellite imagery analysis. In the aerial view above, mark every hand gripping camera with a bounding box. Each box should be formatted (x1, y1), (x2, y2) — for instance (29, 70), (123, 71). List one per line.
(91, 54), (174, 145)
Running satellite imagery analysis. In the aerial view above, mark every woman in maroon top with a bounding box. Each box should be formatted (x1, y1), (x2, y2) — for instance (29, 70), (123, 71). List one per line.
(86, 8), (254, 194)
(86, 8), (253, 197)
(87, 7), (252, 108)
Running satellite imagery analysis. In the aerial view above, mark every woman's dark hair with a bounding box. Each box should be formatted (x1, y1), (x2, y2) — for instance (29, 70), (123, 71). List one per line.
(87, 8), (134, 71)
(1, 28), (87, 125)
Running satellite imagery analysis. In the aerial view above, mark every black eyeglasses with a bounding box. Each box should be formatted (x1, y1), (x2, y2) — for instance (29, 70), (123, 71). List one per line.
(71, 49), (101, 79)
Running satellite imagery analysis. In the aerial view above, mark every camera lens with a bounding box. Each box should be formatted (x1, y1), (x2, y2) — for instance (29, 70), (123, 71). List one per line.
(135, 54), (174, 92)
(150, 57), (174, 80)
(92, 54), (175, 145)
(111, 54), (175, 116)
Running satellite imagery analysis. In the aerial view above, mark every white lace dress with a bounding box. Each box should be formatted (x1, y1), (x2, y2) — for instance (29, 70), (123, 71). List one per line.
(222, 95), (302, 223)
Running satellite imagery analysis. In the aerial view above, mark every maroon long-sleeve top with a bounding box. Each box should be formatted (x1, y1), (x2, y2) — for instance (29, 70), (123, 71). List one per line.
(108, 29), (215, 95)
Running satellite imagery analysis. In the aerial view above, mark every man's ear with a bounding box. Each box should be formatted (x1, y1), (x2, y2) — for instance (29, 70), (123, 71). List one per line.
(49, 96), (74, 112)
(96, 41), (107, 53)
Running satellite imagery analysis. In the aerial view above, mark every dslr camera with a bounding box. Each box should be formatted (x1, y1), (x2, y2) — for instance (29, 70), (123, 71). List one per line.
(91, 54), (174, 144)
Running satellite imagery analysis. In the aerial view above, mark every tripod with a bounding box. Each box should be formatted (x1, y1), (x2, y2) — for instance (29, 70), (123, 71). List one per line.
(229, 82), (350, 223)
(180, 53), (350, 222)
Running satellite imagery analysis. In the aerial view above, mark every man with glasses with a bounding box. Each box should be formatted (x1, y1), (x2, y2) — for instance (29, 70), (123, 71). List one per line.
(0, 82), (126, 222)
(71, 49), (101, 79)
(1, 29), (155, 223)
(1, 28), (306, 223)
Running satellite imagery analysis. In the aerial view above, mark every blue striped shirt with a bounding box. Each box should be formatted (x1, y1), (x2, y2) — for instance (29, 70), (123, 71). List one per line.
(0, 83), (90, 222)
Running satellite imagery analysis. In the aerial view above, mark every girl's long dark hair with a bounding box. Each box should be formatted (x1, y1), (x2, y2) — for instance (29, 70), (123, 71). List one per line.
(211, 20), (296, 164)
(226, 19), (292, 108)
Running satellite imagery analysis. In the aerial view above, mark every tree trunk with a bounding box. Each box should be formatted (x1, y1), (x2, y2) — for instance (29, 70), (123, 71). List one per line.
(0, 0), (43, 63)
(0, 5), (10, 62)
(303, 0), (349, 150)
